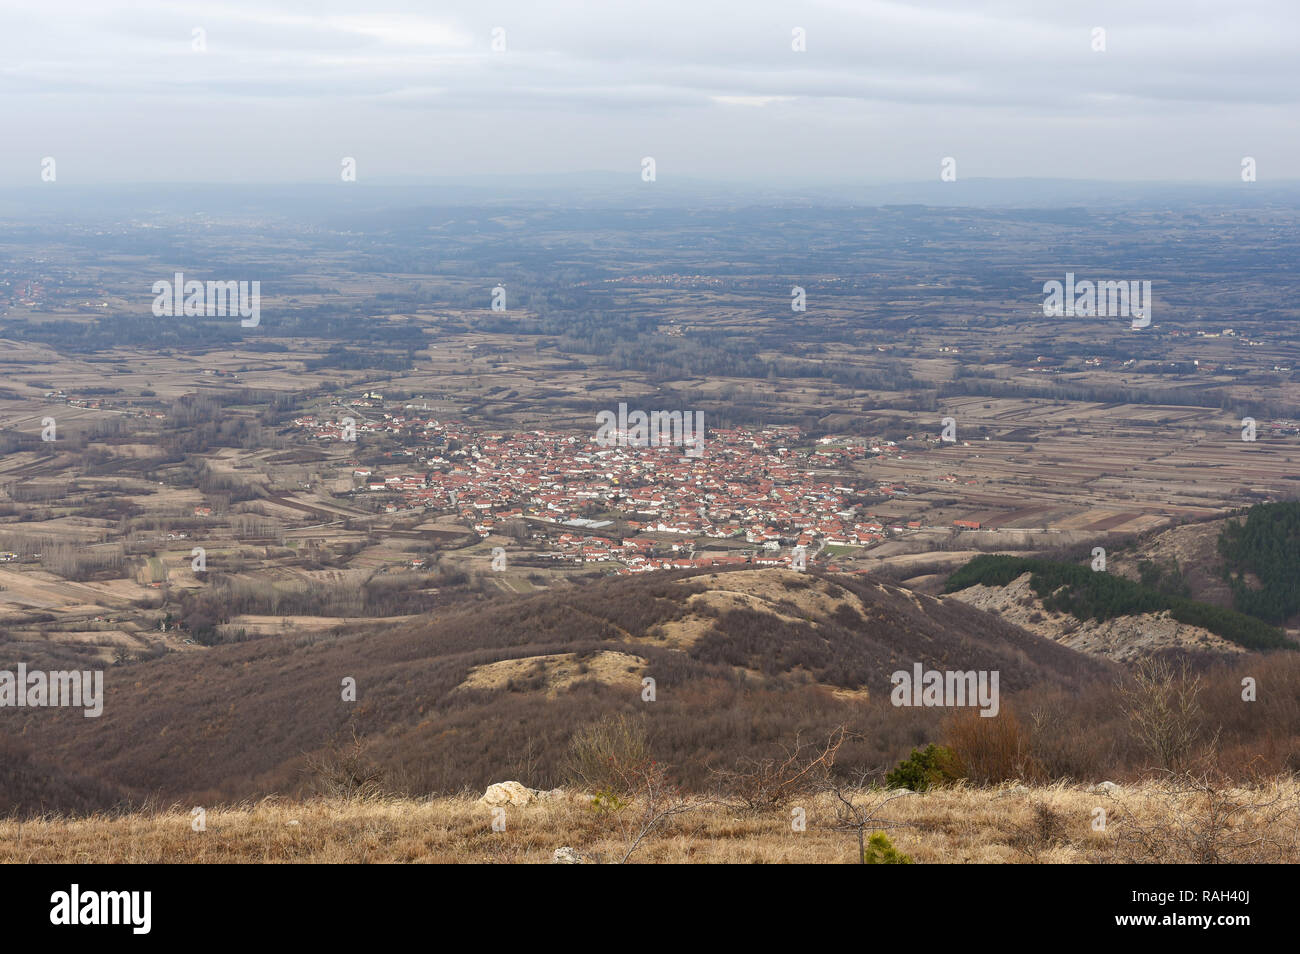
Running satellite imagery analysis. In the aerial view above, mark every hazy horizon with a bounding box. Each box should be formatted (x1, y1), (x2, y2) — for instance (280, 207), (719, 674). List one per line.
(4, 0), (1298, 185)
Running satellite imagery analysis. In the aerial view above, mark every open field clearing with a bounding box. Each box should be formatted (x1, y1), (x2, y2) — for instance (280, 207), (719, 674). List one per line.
(4, 779), (1297, 864)
(0, 568), (145, 610)
(223, 613), (419, 635)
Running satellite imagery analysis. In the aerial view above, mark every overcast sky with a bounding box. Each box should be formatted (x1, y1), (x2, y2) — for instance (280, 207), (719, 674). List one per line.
(2, 0), (1298, 185)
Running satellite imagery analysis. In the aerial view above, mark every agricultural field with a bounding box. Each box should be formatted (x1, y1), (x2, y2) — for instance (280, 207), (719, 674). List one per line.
(3, 199), (1300, 664)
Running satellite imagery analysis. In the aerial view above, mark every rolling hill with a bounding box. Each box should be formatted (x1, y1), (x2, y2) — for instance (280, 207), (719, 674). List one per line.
(1, 566), (1111, 815)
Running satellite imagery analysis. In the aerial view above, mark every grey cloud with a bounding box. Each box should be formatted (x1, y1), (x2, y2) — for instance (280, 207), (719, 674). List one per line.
(1, 0), (1296, 183)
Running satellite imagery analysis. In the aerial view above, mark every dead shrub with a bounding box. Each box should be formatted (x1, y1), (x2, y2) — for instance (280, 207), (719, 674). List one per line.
(1107, 773), (1300, 864)
(565, 712), (651, 796)
(301, 728), (388, 801)
(945, 706), (1034, 785)
(1007, 801), (1067, 862)
(709, 725), (847, 811)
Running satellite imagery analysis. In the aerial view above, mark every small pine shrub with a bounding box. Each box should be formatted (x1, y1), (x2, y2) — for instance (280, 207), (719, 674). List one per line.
(885, 744), (960, 792)
(590, 789), (627, 813)
(863, 832), (913, 864)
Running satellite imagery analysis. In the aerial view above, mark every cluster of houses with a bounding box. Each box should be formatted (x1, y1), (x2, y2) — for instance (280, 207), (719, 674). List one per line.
(291, 404), (960, 572)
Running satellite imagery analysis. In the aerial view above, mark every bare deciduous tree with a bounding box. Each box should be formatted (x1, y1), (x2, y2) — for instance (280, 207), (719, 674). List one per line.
(709, 725), (847, 812)
(1119, 658), (1215, 774)
(822, 764), (915, 864)
(607, 757), (697, 864)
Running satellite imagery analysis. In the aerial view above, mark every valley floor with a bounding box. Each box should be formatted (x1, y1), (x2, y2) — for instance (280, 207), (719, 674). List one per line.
(3, 779), (1297, 864)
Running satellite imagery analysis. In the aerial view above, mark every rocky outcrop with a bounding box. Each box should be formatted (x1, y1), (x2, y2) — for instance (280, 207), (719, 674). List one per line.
(947, 572), (1243, 661)
(477, 781), (539, 807)
(477, 782), (568, 807)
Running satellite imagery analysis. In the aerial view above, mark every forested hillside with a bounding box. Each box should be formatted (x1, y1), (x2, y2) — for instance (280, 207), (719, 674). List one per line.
(1219, 502), (1300, 624)
(945, 555), (1288, 651)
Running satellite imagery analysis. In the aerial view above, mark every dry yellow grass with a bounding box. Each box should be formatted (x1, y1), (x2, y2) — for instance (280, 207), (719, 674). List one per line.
(3, 778), (1297, 864)
(459, 650), (648, 697)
